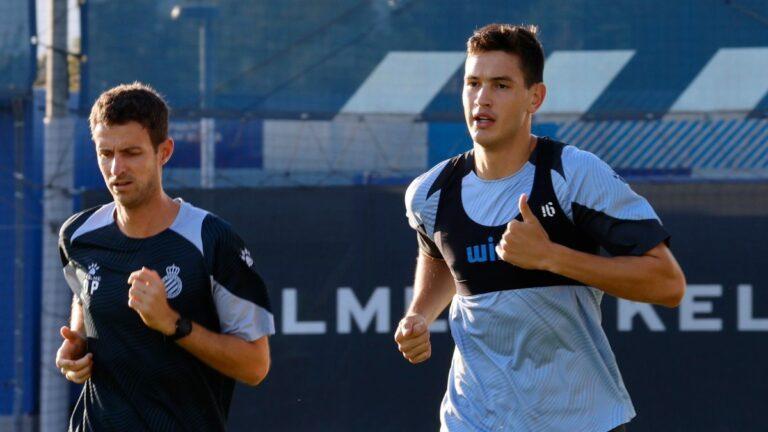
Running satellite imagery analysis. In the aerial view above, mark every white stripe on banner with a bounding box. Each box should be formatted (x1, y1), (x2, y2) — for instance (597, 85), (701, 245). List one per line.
(538, 50), (635, 115)
(340, 51), (466, 115)
(550, 119), (768, 171)
(670, 47), (768, 113)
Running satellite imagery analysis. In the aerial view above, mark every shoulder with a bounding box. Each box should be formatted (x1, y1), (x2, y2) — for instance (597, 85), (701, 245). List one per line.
(201, 211), (236, 240)
(405, 158), (453, 229)
(168, 200), (248, 257)
(406, 159), (450, 202)
(200, 210), (246, 253)
(559, 144), (618, 182)
(59, 202), (115, 244)
(59, 207), (96, 240)
(405, 156), (459, 212)
(200, 210), (260, 279)
(557, 144), (658, 220)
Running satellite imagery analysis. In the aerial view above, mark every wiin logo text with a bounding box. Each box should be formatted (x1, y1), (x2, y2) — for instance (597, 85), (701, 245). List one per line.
(466, 237), (500, 263)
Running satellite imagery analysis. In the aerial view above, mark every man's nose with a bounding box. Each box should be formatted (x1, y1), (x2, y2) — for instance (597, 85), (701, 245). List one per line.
(475, 84), (492, 107)
(110, 155), (125, 177)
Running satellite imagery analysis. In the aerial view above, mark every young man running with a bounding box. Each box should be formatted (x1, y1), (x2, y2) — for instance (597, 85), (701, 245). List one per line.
(395, 24), (685, 432)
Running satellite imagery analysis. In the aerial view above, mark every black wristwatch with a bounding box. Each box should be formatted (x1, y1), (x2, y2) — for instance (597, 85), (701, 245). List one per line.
(169, 317), (193, 341)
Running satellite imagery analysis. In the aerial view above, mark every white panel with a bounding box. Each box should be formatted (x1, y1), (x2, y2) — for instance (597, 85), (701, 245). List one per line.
(263, 119), (333, 171)
(670, 47), (768, 112)
(263, 116), (427, 172)
(341, 51), (466, 115)
(329, 115), (427, 171)
(539, 50), (635, 115)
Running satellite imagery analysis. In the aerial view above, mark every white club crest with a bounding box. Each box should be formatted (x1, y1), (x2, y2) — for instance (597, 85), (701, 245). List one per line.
(162, 264), (183, 299)
(240, 248), (254, 268)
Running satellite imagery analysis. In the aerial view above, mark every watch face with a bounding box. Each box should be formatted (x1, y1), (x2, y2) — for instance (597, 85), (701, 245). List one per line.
(174, 318), (192, 340)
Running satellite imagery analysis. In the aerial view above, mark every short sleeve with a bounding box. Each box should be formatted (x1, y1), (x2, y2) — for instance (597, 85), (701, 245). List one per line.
(417, 231), (443, 259)
(564, 146), (670, 256)
(59, 216), (84, 301)
(59, 244), (83, 299)
(206, 217), (275, 341)
(405, 160), (448, 259)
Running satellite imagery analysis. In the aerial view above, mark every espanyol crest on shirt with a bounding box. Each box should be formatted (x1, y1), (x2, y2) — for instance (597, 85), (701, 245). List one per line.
(162, 264), (183, 299)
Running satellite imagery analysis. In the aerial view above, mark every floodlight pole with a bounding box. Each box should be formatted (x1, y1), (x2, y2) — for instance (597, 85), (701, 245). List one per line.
(198, 21), (215, 188)
(40, 0), (74, 430)
(172, 4), (217, 188)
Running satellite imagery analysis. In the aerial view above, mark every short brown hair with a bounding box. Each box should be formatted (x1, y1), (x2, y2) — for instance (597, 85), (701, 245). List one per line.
(89, 82), (169, 149)
(467, 23), (544, 88)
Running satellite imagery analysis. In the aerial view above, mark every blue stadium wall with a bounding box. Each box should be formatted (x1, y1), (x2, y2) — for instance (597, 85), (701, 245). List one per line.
(0, 0), (39, 421)
(0, 99), (41, 420)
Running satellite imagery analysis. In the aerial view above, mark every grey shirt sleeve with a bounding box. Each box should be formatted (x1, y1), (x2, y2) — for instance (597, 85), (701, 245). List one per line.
(562, 146), (670, 256)
(207, 218), (275, 341)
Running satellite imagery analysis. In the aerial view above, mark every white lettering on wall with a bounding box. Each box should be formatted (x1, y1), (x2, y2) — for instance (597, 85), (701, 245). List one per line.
(617, 299), (666, 331)
(679, 284), (722, 331)
(337, 287), (390, 334)
(282, 288), (327, 334)
(275, 284), (765, 335)
(404, 287), (448, 333)
(738, 284), (768, 331)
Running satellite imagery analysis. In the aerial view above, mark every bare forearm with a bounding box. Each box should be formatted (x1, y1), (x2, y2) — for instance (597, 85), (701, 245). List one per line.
(176, 323), (270, 386)
(407, 253), (456, 324)
(71, 296), (85, 334)
(544, 243), (685, 307)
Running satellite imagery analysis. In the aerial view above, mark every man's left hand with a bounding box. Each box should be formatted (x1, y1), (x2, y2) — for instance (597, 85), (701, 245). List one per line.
(495, 194), (554, 270)
(128, 267), (179, 336)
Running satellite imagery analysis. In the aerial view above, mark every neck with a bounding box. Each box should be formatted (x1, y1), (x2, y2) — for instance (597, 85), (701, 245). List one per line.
(114, 190), (180, 238)
(474, 129), (536, 180)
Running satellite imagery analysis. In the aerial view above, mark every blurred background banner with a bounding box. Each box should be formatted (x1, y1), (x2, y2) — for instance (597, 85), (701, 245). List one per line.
(72, 0), (768, 189)
(81, 0), (768, 119)
(1, 0), (767, 431)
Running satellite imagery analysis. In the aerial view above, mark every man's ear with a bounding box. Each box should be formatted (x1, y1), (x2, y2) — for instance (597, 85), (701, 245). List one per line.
(529, 82), (546, 114)
(158, 138), (174, 165)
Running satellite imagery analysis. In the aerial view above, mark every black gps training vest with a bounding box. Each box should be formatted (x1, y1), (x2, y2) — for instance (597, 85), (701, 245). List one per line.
(429, 138), (599, 296)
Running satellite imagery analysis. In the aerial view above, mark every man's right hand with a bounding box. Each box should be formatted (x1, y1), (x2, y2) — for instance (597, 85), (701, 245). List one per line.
(394, 314), (431, 364)
(55, 326), (92, 384)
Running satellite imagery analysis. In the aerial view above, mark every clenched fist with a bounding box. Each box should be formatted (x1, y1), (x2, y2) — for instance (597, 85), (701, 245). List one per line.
(127, 267), (179, 336)
(394, 314), (431, 364)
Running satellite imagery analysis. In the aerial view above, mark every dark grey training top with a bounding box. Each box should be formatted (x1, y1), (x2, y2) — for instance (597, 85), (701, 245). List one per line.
(59, 200), (274, 432)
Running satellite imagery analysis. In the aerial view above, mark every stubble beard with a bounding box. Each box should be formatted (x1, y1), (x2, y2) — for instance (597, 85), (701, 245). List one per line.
(113, 175), (160, 210)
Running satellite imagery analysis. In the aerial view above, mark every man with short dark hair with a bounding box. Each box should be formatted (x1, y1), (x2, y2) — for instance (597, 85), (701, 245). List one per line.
(56, 82), (274, 431)
(394, 24), (686, 431)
